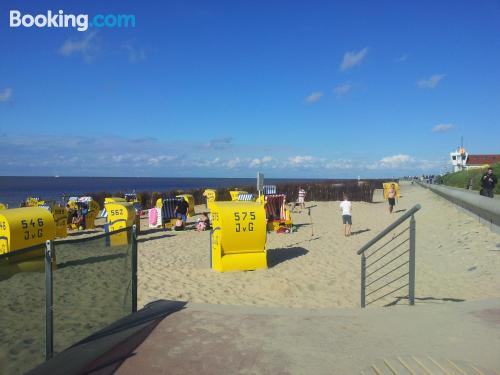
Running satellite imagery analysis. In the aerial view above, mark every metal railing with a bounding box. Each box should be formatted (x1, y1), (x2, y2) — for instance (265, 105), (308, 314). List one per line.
(357, 204), (421, 308)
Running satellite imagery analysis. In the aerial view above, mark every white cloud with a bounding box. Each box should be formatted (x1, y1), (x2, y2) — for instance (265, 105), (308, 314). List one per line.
(367, 155), (446, 171)
(288, 155), (315, 165)
(340, 47), (369, 71)
(112, 155), (124, 163)
(59, 32), (99, 62)
(379, 154), (413, 167)
(284, 157), (353, 170)
(324, 159), (353, 169)
(432, 123), (454, 133)
(225, 158), (242, 169)
(147, 155), (177, 166)
(417, 74), (445, 89)
(249, 156), (273, 168)
(0, 88), (13, 102)
(0, 134), (447, 176)
(333, 83), (352, 98)
(122, 42), (147, 63)
(367, 154), (414, 169)
(305, 91), (323, 103)
(205, 137), (233, 150)
(395, 53), (409, 63)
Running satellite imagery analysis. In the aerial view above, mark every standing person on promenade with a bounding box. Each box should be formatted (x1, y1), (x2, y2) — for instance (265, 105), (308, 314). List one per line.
(340, 194), (352, 237)
(387, 183), (397, 213)
(298, 187), (306, 212)
(480, 167), (498, 198)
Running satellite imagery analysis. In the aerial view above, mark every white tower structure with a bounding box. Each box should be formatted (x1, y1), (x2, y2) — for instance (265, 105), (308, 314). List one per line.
(450, 146), (468, 172)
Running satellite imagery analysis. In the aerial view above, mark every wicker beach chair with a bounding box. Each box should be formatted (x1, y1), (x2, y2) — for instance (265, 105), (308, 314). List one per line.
(161, 198), (183, 228)
(265, 194), (292, 232)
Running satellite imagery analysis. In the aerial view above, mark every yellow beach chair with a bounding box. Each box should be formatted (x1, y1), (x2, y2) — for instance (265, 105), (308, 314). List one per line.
(20, 197), (67, 238)
(0, 207), (55, 258)
(203, 189), (217, 210)
(210, 201), (267, 272)
(104, 197), (127, 203)
(38, 201), (68, 238)
(203, 189), (217, 203)
(104, 201), (136, 246)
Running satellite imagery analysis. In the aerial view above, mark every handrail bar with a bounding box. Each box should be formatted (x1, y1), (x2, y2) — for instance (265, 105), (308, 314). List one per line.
(357, 204), (421, 255)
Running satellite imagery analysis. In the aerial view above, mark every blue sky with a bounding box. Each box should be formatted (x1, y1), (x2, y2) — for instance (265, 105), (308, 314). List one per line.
(1, 0), (499, 177)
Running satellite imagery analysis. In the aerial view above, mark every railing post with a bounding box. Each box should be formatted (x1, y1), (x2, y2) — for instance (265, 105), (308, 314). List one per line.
(361, 254), (366, 308)
(45, 240), (54, 360)
(131, 225), (138, 313)
(409, 215), (416, 305)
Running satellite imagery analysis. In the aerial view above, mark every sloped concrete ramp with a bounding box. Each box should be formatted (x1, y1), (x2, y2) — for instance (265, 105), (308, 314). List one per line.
(115, 299), (500, 375)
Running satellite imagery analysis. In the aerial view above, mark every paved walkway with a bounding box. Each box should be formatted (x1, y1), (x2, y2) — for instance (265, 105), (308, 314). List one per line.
(116, 299), (500, 375)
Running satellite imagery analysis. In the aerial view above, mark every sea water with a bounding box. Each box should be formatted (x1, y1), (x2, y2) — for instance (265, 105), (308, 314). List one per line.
(0, 176), (320, 208)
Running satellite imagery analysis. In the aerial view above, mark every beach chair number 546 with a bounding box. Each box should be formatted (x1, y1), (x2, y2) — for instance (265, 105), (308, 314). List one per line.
(234, 211), (256, 232)
(21, 218), (44, 240)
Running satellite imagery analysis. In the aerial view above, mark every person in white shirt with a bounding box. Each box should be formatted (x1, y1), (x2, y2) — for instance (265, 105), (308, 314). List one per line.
(339, 194), (352, 237)
(298, 187), (306, 212)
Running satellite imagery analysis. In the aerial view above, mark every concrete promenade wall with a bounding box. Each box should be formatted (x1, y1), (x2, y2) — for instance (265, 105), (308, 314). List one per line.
(417, 182), (500, 233)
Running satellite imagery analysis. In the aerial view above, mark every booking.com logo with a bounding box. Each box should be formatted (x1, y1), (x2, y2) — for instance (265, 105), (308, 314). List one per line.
(9, 10), (136, 32)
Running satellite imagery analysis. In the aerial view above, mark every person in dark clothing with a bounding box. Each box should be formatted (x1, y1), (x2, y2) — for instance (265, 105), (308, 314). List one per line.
(175, 199), (190, 224)
(480, 167), (497, 198)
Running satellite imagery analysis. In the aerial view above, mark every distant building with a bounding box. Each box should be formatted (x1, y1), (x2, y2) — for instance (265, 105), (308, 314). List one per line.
(450, 147), (467, 172)
(466, 154), (500, 167)
(450, 147), (500, 172)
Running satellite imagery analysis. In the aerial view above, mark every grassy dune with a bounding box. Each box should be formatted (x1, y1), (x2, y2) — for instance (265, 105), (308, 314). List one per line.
(438, 163), (500, 194)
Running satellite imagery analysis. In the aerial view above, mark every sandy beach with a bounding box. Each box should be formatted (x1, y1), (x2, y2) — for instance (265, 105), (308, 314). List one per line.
(137, 182), (500, 309)
(2, 182), (500, 375)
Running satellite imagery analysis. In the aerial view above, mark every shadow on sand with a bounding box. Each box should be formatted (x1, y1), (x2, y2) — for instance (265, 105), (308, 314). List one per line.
(350, 229), (371, 236)
(58, 253), (127, 269)
(138, 233), (173, 243)
(384, 296), (465, 307)
(138, 228), (168, 236)
(293, 223), (310, 229)
(67, 229), (101, 237)
(267, 247), (308, 268)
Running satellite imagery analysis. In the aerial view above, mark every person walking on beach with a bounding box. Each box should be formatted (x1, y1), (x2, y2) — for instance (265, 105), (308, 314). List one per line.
(340, 194), (352, 237)
(480, 167), (498, 198)
(298, 187), (306, 212)
(387, 183), (397, 213)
